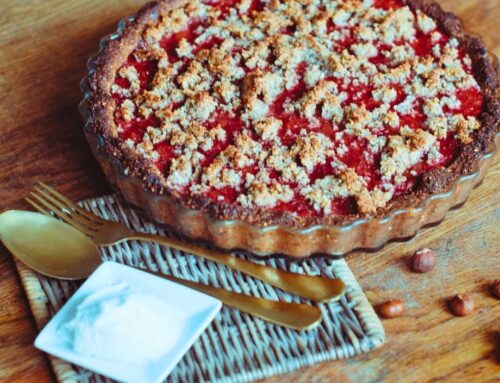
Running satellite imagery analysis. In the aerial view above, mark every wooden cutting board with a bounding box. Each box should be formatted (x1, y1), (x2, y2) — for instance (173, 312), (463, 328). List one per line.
(0, 1), (499, 382)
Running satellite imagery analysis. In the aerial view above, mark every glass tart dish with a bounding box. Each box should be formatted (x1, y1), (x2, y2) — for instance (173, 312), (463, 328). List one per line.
(80, 0), (499, 257)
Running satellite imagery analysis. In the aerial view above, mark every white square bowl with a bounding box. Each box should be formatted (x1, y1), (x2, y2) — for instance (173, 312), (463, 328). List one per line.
(35, 261), (222, 383)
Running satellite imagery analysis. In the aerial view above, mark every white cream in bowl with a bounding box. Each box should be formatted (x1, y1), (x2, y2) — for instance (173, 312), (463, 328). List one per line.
(59, 282), (183, 363)
(35, 262), (222, 383)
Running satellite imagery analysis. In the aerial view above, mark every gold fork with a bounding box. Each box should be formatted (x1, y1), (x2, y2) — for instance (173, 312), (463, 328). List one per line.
(26, 183), (345, 303)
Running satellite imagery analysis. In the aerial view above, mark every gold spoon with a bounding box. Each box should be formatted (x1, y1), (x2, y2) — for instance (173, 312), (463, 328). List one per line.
(0, 210), (323, 330)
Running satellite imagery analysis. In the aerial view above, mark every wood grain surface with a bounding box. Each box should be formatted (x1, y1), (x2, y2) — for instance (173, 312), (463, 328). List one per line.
(0, 1), (499, 382)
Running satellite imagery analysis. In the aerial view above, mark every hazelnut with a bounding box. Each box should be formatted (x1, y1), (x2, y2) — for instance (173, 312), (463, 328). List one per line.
(491, 280), (500, 299)
(410, 248), (435, 273)
(449, 294), (475, 316)
(378, 299), (404, 319)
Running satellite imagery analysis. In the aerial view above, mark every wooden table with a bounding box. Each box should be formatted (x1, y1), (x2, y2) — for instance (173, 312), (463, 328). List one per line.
(0, 1), (499, 381)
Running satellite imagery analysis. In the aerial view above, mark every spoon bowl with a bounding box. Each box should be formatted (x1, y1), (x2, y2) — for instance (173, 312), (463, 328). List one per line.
(0, 210), (101, 279)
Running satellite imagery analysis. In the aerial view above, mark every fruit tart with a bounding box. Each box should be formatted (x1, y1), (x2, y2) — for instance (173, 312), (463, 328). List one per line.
(82, 0), (499, 256)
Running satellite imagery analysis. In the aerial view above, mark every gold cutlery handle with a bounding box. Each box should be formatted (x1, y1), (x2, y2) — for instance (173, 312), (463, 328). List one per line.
(145, 269), (322, 330)
(126, 232), (345, 303)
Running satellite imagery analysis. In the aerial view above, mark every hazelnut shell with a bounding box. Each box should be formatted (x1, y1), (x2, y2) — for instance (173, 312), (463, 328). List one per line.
(449, 294), (475, 316)
(378, 299), (405, 319)
(410, 248), (436, 273)
(491, 280), (500, 299)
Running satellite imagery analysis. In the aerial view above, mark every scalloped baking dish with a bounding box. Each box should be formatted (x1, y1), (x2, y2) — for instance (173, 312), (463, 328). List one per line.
(80, 13), (499, 258)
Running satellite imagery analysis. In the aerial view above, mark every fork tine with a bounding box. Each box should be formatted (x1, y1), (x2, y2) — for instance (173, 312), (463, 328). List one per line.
(25, 197), (52, 216)
(36, 183), (96, 222)
(38, 182), (106, 224)
(32, 186), (97, 228)
(31, 188), (94, 231)
(28, 191), (96, 236)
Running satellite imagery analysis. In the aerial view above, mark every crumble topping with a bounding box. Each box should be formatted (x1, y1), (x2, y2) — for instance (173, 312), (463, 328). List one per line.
(110, 0), (484, 218)
(380, 128), (437, 183)
(254, 117), (282, 141)
(416, 10), (436, 34)
(290, 132), (334, 171)
(238, 182), (294, 208)
(299, 81), (345, 122)
(119, 99), (136, 122)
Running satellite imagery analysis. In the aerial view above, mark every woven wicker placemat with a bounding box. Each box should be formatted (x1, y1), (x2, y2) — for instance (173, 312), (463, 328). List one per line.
(15, 194), (385, 383)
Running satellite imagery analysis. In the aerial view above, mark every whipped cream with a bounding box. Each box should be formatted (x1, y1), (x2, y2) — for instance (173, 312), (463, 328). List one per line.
(60, 282), (183, 363)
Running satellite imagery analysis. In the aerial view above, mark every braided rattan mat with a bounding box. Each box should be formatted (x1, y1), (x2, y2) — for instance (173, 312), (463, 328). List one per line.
(16, 194), (385, 383)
